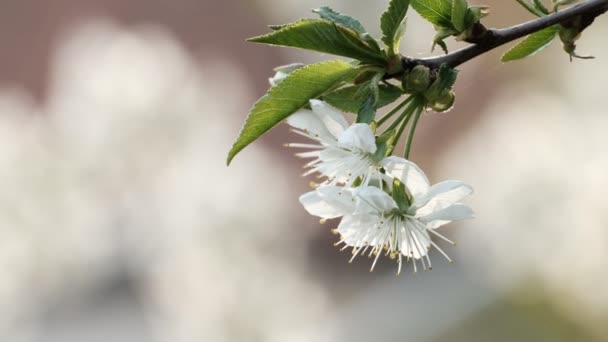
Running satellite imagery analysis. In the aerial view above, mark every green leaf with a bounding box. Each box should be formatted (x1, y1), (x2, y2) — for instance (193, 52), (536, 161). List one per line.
(227, 60), (356, 165)
(432, 28), (457, 53)
(464, 6), (489, 28)
(452, 0), (468, 31)
(356, 72), (385, 123)
(249, 19), (385, 64)
(322, 84), (403, 113)
(313, 6), (366, 33)
(313, 7), (384, 56)
(425, 64), (458, 100)
(381, 0), (411, 55)
(437, 64), (458, 90)
(501, 25), (559, 62)
(357, 95), (377, 124)
(410, 0), (453, 28)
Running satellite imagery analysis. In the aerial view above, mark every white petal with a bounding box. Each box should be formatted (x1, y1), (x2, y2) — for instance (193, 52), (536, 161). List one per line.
(287, 109), (335, 143)
(299, 191), (342, 219)
(414, 180), (473, 215)
(354, 186), (397, 215)
(310, 100), (349, 138)
(419, 204), (474, 229)
(381, 157), (430, 196)
(316, 186), (356, 214)
(337, 124), (377, 154)
(337, 214), (377, 246)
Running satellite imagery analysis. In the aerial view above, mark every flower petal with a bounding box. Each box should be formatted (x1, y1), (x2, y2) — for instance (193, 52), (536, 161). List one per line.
(336, 214), (377, 247)
(354, 186), (397, 215)
(287, 109), (335, 143)
(300, 191), (341, 219)
(381, 157), (430, 197)
(316, 186), (356, 213)
(414, 180), (473, 216)
(337, 123), (377, 154)
(419, 204), (474, 229)
(299, 186), (356, 219)
(310, 100), (349, 138)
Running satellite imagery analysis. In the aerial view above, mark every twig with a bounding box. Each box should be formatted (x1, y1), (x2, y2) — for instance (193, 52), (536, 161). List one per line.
(398, 0), (608, 72)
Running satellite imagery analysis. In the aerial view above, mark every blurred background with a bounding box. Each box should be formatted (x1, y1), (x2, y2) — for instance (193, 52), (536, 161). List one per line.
(0, 0), (606, 341)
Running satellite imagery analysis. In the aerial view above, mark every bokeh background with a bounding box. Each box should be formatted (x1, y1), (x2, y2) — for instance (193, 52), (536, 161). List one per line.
(0, 0), (606, 341)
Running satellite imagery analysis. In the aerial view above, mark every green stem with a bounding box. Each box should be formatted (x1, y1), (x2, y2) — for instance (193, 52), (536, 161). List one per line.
(376, 96), (414, 127)
(404, 105), (424, 159)
(384, 104), (412, 133)
(385, 100), (420, 155)
(394, 100), (418, 143)
(515, 0), (545, 17)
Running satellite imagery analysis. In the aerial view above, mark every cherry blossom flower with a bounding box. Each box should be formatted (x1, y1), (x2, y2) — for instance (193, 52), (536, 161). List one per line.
(300, 159), (473, 274)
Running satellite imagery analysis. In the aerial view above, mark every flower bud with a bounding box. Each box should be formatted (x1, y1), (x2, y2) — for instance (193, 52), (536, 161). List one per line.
(403, 65), (431, 93)
(429, 90), (455, 113)
(268, 63), (304, 86)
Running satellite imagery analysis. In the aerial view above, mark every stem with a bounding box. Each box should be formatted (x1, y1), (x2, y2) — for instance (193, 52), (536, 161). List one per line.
(385, 99), (420, 155)
(396, 0), (608, 72)
(377, 96), (414, 127)
(403, 105), (424, 159)
(384, 97), (417, 132)
(394, 100), (419, 141)
(515, 0), (546, 17)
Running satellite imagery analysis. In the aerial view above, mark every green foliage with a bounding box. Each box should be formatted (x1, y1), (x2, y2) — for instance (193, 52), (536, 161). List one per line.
(501, 26), (559, 62)
(322, 83), (402, 114)
(227, 60), (357, 165)
(433, 28), (458, 54)
(411, 0), (489, 52)
(313, 6), (366, 33)
(248, 19), (385, 64)
(356, 72), (386, 123)
(452, 0), (469, 31)
(436, 64), (459, 89)
(427, 64), (458, 96)
(381, 0), (411, 56)
(410, 0), (453, 28)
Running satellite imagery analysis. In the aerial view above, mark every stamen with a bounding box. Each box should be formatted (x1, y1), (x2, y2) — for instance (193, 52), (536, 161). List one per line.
(285, 143), (324, 149)
(397, 253), (403, 276)
(349, 247), (363, 263)
(370, 246), (383, 272)
(428, 229), (456, 245)
(429, 240), (453, 263)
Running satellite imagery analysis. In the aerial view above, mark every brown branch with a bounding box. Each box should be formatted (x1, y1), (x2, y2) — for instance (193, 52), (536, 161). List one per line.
(398, 0), (608, 73)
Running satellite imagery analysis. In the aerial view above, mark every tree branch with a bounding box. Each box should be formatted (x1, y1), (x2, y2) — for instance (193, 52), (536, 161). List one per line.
(400, 0), (608, 72)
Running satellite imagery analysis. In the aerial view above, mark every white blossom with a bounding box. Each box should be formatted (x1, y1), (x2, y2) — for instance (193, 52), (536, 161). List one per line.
(300, 158), (473, 274)
(286, 100), (421, 187)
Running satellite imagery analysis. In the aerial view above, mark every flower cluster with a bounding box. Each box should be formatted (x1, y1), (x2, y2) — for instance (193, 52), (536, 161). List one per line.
(285, 98), (474, 274)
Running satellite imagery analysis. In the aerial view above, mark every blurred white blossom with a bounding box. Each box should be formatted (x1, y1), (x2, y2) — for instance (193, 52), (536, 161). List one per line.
(438, 83), (608, 334)
(0, 20), (333, 342)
